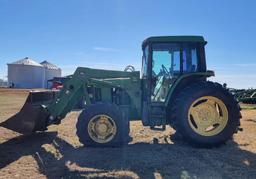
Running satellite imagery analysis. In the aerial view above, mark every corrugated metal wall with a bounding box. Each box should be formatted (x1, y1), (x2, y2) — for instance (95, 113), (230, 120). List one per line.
(8, 64), (45, 88)
(7, 58), (62, 89)
(43, 68), (61, 88)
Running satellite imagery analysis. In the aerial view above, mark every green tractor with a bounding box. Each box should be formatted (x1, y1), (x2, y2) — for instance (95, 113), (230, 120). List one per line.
(1, 36), (241, 147)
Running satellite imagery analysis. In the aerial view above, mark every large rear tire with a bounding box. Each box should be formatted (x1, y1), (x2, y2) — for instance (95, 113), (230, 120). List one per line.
(76, 103), (129, 147)
(171, 81), (241, 147)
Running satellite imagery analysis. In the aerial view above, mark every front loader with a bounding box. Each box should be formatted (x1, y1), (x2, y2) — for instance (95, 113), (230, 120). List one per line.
(0, 36), (241, 147)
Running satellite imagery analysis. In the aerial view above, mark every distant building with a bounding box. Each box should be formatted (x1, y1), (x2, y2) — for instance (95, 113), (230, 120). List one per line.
(40, 60), (62, 88)
(8, 57), (45, 88)
(7, 57), (61, 88)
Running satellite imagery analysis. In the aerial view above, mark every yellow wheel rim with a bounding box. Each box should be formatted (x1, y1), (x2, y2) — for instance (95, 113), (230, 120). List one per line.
(88, 115), (117, 143)
(188, 96), (228, 136)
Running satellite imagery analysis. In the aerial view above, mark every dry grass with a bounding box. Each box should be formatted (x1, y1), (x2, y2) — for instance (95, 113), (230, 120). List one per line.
(0, 88), (256, 178)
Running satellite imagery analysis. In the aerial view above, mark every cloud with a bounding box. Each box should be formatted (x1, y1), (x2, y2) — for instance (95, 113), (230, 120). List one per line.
(208, 63), (256, 74)
(209, 63), (256, 70)
(233, 63), (256, 67)
(73, 51), (88, 57)
(210, 74), (256, 89)
(59, 61), (140, 76)
(92, 47), (118, 52)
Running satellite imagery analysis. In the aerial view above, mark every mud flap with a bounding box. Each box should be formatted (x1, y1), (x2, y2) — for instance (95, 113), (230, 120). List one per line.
(0, 90), (58, 135)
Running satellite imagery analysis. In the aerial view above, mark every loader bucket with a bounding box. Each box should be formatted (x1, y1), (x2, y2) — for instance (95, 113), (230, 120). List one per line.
(0, 90), (58, 135)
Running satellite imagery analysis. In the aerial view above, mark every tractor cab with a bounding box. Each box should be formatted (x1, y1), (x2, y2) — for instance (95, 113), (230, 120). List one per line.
(141, 36), (208, 127)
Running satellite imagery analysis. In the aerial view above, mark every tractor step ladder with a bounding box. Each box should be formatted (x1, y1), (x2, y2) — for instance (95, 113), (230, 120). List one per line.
(149, 102), (166, 130)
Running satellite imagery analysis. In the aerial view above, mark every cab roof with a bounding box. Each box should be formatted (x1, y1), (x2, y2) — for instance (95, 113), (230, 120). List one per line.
(142, 36), (207, 49)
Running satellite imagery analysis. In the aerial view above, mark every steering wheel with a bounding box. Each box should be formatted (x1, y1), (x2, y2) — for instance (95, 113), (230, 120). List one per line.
(124, 65), (135, 72)
(161, 64), (169, 76)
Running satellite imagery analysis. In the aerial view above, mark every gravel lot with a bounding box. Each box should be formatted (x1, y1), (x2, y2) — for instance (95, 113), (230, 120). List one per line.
(0, 88), (256, 179)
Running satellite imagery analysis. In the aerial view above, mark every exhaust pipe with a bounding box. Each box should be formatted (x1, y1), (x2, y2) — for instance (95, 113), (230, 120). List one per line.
(0, 90), (58, 135)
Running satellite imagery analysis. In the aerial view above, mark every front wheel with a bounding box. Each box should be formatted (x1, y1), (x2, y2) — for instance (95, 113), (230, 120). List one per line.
(171, 81), (241, 147)
(76, 103), (129, 147)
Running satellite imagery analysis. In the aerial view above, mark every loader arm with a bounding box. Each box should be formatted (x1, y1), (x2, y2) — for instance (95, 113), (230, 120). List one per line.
(47, 67), (141, 125)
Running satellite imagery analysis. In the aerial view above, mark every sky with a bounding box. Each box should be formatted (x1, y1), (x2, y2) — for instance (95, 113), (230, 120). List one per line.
(0, 0), (255, 89)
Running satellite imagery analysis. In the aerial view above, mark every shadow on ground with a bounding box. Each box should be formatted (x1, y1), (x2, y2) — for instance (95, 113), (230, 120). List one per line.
(0, 132), (256, 179)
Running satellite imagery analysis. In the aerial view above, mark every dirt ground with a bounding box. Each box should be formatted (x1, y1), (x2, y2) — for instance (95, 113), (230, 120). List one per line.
(0, 88), (256, 179)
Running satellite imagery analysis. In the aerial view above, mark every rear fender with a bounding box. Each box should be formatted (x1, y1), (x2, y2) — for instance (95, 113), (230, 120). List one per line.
(165, 71), (214, 107)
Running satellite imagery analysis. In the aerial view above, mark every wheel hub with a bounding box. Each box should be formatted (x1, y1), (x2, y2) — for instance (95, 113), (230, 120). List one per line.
(188, 96), (228, 136)
(88, 115), (117, 143)
(197, 104), (217, 122)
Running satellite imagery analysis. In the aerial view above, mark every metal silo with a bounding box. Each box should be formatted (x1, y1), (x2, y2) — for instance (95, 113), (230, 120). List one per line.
(40, 60), (61, 88)
(7, 57), (45, 88)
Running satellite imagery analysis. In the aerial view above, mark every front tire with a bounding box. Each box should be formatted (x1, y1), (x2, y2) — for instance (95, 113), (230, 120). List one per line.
(76, 103), (129, 147)
(171, 81), (241, 147)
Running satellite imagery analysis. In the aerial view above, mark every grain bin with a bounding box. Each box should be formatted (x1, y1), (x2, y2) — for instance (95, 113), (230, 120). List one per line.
(7, 57), (45, 88)
(40, 60), (61, 88)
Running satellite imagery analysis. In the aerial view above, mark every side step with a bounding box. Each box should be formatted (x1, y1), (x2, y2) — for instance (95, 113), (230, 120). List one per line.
(149, 102), (167, 128)
(150, 125), (166, 131)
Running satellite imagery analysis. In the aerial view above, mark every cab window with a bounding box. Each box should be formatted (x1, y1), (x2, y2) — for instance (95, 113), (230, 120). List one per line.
(182, 43), (198, 73)
(152, 43), (180, 78)
(151, 43), (181, 102)
(141, 45), (149, 78)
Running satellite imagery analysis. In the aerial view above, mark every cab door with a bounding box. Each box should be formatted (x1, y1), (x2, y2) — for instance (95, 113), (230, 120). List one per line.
(151, 43), (181, 102)
(141, 43), (182, 126)
(141, 42), (201, 126)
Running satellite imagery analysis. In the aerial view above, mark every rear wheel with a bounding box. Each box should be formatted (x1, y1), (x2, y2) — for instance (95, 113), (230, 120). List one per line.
(76, 103), (129, 147)
(171, 81), (241, 147)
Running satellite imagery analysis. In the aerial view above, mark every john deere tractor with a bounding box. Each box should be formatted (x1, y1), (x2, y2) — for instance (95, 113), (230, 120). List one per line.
(1, 36), (241, 147)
